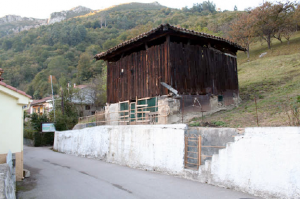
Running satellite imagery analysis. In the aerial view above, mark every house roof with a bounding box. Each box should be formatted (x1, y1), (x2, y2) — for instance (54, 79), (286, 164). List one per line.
(0, 81), (32, 99)
(74, 85), (89, 89)
(94, 23), (246, 60)
(31, 96), (53, 105)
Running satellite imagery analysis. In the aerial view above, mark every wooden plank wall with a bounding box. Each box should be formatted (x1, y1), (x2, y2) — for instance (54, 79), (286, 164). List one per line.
(107, 42), (169, 103)
(169, 42), (238, 95)
(106, 40), (238, 104)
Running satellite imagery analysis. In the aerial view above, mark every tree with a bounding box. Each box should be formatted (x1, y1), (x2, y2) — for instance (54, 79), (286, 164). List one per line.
(281, 16), (296, 45)
(2, 39), (12, 50)
(77, 53), (93, 81)
(48, 56), (69, 79)
(229, 12), (256, 58)
(89, 66), (107, 108)
(49, 87), (79, 130)
(234, 5), (238, 11)
(252, 1), (294, 49)
(294, 4), (300, 30)
(30, 113), (49, 132)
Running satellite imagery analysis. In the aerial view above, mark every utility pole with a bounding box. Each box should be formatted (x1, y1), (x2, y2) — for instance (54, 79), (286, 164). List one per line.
(50, 75), (55, 122)
(61, 88), (64, 115)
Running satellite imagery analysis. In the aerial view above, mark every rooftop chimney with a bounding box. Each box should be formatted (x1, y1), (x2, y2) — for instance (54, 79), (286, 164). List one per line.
(0, 68), (3, 81)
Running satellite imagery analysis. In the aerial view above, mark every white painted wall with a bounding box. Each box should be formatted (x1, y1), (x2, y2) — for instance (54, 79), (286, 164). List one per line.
(54, 125), (300, 198)
(54, 124), (186, 174)
(105, 103), (119, 125)
(201, 127), (300, 199)
(0, 86), (30, 155)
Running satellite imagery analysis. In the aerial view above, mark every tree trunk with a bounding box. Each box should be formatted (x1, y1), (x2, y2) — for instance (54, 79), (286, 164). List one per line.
(247, 44), (250, 59)
(267, 34), (271, 49)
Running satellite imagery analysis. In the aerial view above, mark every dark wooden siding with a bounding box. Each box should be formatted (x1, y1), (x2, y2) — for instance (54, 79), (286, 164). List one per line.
(107, 40), (238, 104)
(169, 42), (238, 95)
(107, 42), (169, 103)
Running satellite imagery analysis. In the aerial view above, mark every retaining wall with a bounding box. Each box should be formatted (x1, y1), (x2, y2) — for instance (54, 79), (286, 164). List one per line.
(190, 127), (300, 199)
(54, 124), (186, 174)
(54, 125), (300, 198)
(186, 127), (243, 164)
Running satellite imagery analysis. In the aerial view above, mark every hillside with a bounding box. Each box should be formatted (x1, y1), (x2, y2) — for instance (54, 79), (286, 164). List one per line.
(0, 1), (237, 99)
(190, 32), (300, 127)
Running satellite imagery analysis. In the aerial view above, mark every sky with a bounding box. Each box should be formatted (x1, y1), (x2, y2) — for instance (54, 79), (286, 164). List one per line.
(0, 0), (280, 19)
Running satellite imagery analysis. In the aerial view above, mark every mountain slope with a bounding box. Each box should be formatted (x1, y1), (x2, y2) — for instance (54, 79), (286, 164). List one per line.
(0, 2), (238, 99)
(0, 6), (92, 37)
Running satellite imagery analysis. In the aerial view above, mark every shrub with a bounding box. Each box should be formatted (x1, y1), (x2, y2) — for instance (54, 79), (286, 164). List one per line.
(34, 132), (54, 147)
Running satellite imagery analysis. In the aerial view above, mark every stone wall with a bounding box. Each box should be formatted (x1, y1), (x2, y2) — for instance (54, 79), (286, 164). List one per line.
(0, 164), (15, 199)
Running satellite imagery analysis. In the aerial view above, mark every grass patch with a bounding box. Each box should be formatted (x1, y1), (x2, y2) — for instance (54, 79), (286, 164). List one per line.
(202, 32), (300, 127)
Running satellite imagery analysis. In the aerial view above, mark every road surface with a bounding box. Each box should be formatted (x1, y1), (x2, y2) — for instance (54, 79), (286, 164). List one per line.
(17, 146), (260, 199)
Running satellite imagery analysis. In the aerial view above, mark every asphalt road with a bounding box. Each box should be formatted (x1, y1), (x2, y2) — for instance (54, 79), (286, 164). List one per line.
(17, 146), (260, 199)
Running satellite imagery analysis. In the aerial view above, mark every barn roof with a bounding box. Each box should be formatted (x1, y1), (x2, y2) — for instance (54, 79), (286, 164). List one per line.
(95, 24), (246, 60)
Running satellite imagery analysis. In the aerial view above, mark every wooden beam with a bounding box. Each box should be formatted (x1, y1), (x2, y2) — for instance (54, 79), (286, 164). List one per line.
(198, 136), (201, 169)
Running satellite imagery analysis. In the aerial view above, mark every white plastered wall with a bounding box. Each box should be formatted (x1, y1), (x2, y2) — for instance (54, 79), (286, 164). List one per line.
(0, 86), (30, 155)
(199, 127), (300, 199)
(54, 124), (186, 174)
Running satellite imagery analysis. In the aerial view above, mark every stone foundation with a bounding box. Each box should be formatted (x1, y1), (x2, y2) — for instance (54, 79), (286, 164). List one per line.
(0, 151), (23, 182)
(104, 93), (240, 124)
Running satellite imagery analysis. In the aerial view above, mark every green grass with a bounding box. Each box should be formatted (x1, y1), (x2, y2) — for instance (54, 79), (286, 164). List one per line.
(190, 32), (300, 127)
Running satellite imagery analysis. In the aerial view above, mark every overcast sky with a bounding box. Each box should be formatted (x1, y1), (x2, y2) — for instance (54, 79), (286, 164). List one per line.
(1, 0), (281, 19)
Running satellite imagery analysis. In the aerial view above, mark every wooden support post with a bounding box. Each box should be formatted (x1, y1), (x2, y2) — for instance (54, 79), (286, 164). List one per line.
(198, 136), (201, 169)
(184, 136), (188, 168)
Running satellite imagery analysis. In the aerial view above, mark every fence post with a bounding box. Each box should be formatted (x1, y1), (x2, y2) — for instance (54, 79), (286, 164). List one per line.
(198, 136), (201, 169)
(184, 136), (188, 168)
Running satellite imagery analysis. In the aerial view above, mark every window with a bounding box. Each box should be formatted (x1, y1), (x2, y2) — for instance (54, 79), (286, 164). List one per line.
(218, 95), (223, 102)
(91, 111), (95, 115)
(85, 105), (91, 110)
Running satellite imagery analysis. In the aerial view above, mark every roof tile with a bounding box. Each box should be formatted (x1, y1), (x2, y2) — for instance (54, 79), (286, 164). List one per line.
(95, 24), (246, 60)
(0, 81), (32, 99)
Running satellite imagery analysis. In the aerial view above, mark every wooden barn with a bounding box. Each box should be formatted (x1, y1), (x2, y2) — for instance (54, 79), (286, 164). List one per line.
(95, 24), (245, 124)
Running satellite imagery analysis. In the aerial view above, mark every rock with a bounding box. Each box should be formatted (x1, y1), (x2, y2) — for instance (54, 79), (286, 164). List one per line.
(23, 169), (30, 178)
(48, 6), (92, 24)
(0, 6), (91, 35)
(259, 52), (267, 58)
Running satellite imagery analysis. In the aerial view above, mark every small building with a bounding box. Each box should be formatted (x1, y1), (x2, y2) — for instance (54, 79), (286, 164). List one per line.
(72, 84), (100, 117)
(30, 96), (53, 115)
(94, 24), (245, 124)
(0, 68), (32, 181)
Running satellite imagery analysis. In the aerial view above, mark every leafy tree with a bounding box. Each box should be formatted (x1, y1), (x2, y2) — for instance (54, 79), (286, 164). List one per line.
(252, 1), (294, 49)
(48, 56), (69, 79)
(89, 66), (107, 108)
(49, 87), (79, 130)
(77, 53), (93, 81)
(229, 13), (256, 58)
(2, 39), (12, 50)
(234, 5), (238, 11)
(30, 113), (49, 132)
